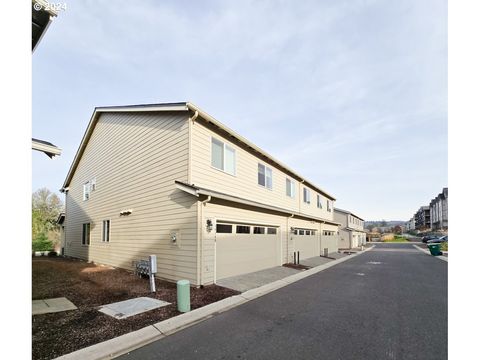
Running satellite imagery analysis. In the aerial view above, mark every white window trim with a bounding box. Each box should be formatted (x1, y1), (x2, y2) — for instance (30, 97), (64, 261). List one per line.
(83, 181), (91, 201)
(211, 136), (237, 176)
(258, 162), (273, 190)
(82, 223), (91, 246)
(303, 187), (311, 204)
(316, 194), (322, 209)
(102, 219), (111, 243)
(286, 177), (296, 198)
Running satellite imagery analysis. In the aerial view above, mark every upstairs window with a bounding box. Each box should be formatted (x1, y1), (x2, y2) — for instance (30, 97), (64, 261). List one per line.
(83, 182), (90, 201)
(211, 138), (236, 175)
(327, 200), (332, 212)
(286, 178), (295, 198)
(258, 163), (273, 189)
(317, 194), (322, 209)
(303, 188), (311, 204)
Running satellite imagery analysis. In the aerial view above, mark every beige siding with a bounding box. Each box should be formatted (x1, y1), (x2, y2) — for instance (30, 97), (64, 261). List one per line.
(191, 121), (335, 222)
(64, 112), (200, 284)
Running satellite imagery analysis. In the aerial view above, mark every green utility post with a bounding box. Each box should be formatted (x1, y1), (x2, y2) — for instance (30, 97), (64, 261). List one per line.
(177, 280), (191, 312)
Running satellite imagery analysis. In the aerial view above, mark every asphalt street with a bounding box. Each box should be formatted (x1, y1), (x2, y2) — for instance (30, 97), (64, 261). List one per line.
(118, 243), (447, 360)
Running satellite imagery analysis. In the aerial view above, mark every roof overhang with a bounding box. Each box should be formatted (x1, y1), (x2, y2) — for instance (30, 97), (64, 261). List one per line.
(32, 138), (61, 158)
(334, 207), (364, 221)
(175, 181), (340, 226)
(32, 0), (58, 52)
(57, 212), (65, 225)
(345, 227), (367, 233)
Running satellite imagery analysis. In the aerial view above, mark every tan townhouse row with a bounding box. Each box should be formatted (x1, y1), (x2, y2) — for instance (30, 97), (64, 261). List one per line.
(60, 102), (362, 286)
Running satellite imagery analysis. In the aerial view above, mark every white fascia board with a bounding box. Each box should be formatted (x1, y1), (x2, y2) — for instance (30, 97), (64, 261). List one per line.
(32, 140), (62, 156)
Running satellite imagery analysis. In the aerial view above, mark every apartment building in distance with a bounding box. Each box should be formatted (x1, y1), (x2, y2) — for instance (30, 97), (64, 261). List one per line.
(430, 188), (448, 230)
(60, 102), (341, 286)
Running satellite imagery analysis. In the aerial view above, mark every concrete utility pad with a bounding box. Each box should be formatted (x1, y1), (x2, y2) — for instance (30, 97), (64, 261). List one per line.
(32, 297), (77, 315)
(300, 256), (334, 268)
(216, 266), (299, 292)
(99, 297), (170, 319)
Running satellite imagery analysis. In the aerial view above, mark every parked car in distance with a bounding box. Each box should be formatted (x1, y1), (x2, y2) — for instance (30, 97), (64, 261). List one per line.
(422, 234), (439, 243)
(427, 235), (448, 244)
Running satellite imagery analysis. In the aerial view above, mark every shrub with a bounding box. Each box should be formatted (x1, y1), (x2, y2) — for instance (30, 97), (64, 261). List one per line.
(32, 233), (53, 252)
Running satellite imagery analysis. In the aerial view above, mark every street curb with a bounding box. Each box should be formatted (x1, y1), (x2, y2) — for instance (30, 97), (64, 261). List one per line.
(413, 245), (448, 262)
(54, 246), (375, 360)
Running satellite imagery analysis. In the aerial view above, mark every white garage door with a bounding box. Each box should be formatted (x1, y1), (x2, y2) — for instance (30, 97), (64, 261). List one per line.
(292, 228), (319, 260)
(216, 222), (280, 280)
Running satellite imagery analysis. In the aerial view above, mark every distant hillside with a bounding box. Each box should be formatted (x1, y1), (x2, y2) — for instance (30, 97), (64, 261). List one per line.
(365, 220), (406, 228)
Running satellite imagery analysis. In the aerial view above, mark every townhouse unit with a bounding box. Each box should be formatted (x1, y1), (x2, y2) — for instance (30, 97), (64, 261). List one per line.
(405, 217), (415, 232)
(429, 188), (448, 230)
(61, 102), (340, 286)
(333, 208), (366, 249)
(414, 206), (430, 230)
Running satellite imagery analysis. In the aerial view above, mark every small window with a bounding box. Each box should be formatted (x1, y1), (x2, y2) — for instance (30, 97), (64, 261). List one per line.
(83, 182), (90, 201)
(286, 178), (295, 198)
(294, 229), (298, 235)
(82, 223), (90, 245)
(299, 229), (305, 235)
(253, 226), (265, 234)
(216, 224), (233, 233)
(303, 188), (311, 204)
(102, 220), (110, 242)
(327, 200), (332, 212)
(317, 194), (322, 209)
(211, 138), (236, 175)
(258, 163), (273, 189)
(305, 230), (310, 235)
(267, 227), (277, 235)
(236, 225), (250, 234)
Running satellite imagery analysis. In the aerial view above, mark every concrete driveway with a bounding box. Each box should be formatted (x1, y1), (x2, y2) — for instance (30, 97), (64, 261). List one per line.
(217, 253), (350, 292)
(216, 266), (299, 292)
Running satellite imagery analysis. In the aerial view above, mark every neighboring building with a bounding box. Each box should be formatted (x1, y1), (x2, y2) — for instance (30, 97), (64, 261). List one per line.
(32, 0), (61, 157)
(61, 102), (340, 286)
(32, 0), (58, 52)
(334, 208), (366, 249)
(405, 217), (415, 232)
(32, 138), (61, 158)
(414, 206), (430, 230)
(430, 188), (448, 230)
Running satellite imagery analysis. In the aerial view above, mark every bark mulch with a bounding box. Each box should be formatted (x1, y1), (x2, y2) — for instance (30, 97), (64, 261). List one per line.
(32, 257), (239, 360)
(282, 263), (311, 271)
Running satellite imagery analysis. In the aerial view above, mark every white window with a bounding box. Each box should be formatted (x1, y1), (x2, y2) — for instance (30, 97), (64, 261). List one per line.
(82, 223), (90, 245)
(303, 187), (311, 204)
(286, 178), (295, 198)
(327, 200), (332, 212)
(211, 138), (236, 175)
(258, 163), (273, 189)
(317, 194), (322, 209)
(83, 182), (90, 201)
(102, 220), (110, 242)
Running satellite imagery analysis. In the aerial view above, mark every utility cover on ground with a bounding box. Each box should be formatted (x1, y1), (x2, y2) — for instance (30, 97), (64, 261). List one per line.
(98, 297), (170, 319)
(32, 297), (77, 315)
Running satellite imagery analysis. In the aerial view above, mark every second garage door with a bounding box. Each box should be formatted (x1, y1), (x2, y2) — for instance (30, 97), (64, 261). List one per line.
(215, 222), (281, 280)
(292, 228), (319, 260)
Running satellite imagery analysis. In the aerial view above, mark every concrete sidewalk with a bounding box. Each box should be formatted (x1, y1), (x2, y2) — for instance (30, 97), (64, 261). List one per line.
(55, 246), (375, 360)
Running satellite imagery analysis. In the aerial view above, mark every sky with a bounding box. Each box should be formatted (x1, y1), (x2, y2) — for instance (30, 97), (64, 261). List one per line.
(32, 0), (447, 221)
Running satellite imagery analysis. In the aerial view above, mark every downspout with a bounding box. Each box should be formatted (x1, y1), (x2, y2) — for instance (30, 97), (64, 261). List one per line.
(198, 193), (211, 286)
(187, 110), (199, 185)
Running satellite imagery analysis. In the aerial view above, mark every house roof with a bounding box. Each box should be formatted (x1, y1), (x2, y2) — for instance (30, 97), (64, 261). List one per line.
(175, 181), (341, 226)
(32, 0), (58, 52)
(61, 102), (336, 200)
(32, 138), (61, 158)
(333, 207), (364, 221)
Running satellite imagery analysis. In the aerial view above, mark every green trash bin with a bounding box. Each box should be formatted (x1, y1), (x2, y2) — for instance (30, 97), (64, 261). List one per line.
(427, 243), (443, 256)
